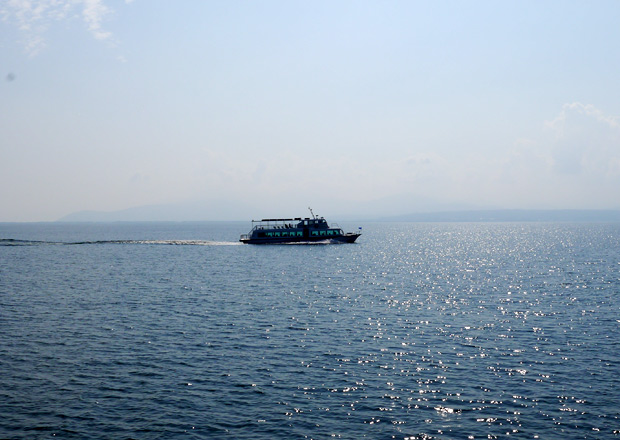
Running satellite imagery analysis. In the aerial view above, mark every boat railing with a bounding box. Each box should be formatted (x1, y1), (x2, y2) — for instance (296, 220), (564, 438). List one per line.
(250, 218), (302, 230)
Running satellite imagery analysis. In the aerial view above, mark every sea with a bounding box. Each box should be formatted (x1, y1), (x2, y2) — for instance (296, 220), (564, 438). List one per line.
(1, 221), (619, 439)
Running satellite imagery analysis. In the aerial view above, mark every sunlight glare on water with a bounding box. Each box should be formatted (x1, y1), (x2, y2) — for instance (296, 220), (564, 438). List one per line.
(1, 222), (619, 439)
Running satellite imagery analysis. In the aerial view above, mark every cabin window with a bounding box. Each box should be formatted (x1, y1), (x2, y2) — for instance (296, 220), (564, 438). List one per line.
(311, 231), (318, 236)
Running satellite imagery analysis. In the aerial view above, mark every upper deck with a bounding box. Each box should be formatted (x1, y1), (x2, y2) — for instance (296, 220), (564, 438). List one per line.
(249, 217), (332, 231)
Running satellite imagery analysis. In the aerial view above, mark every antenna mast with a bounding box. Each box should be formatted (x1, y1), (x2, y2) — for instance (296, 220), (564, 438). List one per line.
(308, 207), (316, 219)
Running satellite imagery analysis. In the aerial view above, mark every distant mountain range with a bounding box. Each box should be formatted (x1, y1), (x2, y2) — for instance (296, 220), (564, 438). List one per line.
(57, 200), (254, 222)
(377, 209), (620, 222)
(58, 203), (620, 223)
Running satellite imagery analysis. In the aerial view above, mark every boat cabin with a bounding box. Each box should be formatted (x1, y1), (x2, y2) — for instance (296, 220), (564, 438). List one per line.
(241, 217), (344, 241)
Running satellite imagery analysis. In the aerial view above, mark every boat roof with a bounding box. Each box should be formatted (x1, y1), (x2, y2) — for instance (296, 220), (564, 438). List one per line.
(258, 217), (303, 222)
(252, 217), (327, 223)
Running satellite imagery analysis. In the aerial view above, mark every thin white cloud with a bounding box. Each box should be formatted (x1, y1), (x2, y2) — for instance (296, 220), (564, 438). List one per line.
(499, 103), (620, 179)
(546, 102), (619, 136)
(1, 0), (117, 55)
(546, 102), (620, 178)
(486, 102), (620, 209)
(82, 0), (111, 41)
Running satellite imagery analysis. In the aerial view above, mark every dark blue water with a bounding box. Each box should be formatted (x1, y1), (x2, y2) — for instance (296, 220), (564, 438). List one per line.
(1, 222), (619, 439)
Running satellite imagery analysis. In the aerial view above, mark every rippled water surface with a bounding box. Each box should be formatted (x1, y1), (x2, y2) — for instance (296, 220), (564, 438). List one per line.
(1, 222), (619, 439)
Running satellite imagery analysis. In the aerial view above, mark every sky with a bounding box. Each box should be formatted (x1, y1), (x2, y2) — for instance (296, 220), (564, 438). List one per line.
(1, 0), (620, 221)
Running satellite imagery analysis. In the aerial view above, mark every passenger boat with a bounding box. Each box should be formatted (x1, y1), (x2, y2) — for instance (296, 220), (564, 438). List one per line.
(239, 209), (361, 244)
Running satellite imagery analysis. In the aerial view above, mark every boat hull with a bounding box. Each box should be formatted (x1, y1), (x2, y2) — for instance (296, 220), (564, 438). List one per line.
(240, 233), (360, 245)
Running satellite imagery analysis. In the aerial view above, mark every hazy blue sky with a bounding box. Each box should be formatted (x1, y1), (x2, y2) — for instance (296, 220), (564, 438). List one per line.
(2, 0), (620, 221)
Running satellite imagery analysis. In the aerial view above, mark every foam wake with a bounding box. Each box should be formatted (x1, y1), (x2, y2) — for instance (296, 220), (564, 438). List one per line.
(0, 238), (242, 247)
